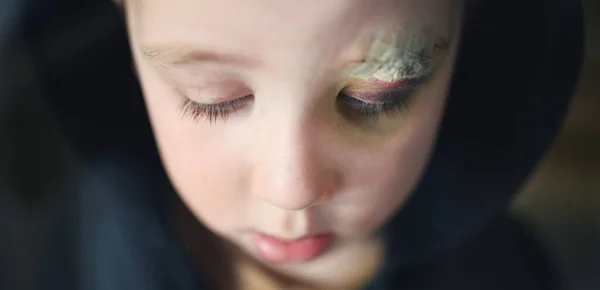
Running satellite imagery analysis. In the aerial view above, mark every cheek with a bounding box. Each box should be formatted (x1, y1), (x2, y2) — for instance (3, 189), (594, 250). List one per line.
(335, 70), (450, 234)
(138, 68), (247, 235)
(334, 26), (457, 234)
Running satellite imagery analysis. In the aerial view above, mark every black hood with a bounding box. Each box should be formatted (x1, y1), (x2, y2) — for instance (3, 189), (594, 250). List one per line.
(7, 0), (583, 289)
(380, 0), (584, 271)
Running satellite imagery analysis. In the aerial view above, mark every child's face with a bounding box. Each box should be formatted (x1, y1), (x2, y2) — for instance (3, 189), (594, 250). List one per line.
(126, 0), (462, 285)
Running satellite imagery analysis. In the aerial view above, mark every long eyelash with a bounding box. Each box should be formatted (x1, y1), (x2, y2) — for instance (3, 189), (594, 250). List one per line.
(355, 99), (411, 122)
(340, 90), (414, 123)
(180, 97), (248, 124)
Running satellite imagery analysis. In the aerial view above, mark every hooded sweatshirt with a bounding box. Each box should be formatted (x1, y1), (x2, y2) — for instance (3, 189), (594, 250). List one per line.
(3, 0), (584, 289)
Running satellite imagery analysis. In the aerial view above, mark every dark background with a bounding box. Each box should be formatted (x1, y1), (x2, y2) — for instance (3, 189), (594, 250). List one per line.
(512, 1), (600, 289)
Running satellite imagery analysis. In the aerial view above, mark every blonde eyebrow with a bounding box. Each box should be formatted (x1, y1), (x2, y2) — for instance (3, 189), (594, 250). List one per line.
(141, 44), (262, 68)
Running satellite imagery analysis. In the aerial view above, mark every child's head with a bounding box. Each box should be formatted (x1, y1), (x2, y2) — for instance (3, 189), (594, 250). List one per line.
(123, 0), (463, 285)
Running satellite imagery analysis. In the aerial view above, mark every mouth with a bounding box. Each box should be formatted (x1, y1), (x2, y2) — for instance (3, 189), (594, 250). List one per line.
(253, 232), (335, 263)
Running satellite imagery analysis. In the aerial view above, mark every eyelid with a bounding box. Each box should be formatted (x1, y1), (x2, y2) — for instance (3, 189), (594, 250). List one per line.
(175, 79), (252, 104)
(344, 76), (427, 101)
(153, 63), (251, 100)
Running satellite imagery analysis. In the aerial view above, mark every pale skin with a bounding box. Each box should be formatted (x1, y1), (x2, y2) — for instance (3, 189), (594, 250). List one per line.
(123, 0), (463, 288)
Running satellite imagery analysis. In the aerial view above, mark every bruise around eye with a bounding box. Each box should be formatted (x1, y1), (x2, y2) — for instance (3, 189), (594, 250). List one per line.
(344, 75), (428, 101)
(336, 74), (427, 123)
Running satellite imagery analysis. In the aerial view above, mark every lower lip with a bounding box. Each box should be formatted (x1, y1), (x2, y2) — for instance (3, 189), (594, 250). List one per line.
(253, 233), (335, 263)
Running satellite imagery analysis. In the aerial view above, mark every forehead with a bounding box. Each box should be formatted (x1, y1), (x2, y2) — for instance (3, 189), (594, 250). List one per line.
(131, 0), (457, 72)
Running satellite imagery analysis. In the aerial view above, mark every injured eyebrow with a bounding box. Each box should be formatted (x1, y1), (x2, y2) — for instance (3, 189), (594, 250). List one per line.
(345, 31), (452, 82)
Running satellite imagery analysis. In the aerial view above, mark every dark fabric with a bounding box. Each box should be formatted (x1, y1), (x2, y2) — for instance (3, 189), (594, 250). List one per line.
(379, 0), (584, 269)
(372, 216), (561, 290)
(1, 0), (583, 289)
(1, 1), (49, 289)
(368, 0), (584, 288)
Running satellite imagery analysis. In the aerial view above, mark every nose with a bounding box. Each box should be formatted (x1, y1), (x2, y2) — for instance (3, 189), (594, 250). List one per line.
(249, 116), (339, 211)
